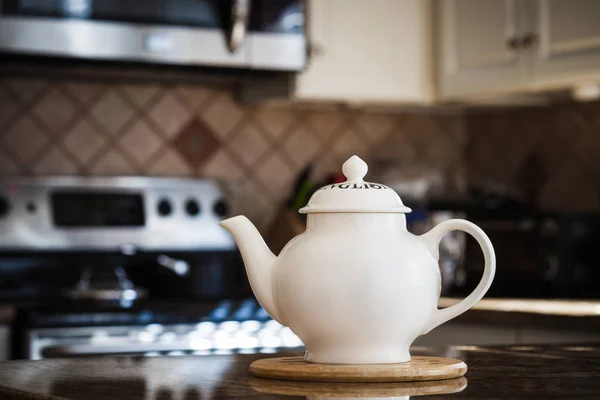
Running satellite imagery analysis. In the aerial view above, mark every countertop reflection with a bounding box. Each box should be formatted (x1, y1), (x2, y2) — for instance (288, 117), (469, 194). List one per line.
(0, 345), (599, 399)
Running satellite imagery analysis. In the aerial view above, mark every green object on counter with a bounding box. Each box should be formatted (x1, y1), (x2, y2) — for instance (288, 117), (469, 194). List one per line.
(291, 180), (314, 211)
(287, 165), (313, 212)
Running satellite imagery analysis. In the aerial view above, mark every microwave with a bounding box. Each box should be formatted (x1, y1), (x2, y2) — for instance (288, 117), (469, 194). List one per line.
(0, 0), (306, 71)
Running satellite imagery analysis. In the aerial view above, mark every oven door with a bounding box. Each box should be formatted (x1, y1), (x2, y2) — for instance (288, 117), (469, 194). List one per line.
(0, 0), (306, 70)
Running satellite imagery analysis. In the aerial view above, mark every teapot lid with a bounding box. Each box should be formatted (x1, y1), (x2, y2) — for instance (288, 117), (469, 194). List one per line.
(299, 155), (412, 214)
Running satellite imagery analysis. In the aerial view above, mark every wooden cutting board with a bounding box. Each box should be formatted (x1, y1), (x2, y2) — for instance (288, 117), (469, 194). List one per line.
(249, 356), (467, 383)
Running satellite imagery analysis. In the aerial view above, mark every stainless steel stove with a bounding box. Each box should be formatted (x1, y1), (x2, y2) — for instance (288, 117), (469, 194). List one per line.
(0, 176), (234, 251)
(27, 299), (302, 360)
(0, 177), (302, 360)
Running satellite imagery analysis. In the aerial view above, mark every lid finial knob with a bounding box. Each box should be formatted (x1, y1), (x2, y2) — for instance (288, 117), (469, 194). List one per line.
(342, 155), (368, 182)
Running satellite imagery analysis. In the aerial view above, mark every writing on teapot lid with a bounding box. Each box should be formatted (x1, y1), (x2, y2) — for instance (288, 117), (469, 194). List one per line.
(299, 155), (412, 214)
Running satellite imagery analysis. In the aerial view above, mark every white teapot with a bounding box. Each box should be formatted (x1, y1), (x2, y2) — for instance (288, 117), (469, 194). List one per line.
(220, 155), (495, 364)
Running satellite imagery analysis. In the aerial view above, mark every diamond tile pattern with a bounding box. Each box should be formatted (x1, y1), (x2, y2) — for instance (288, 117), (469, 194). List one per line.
(171, 118), (220, 168)
(2, 76), (600, 232)
(227, 122), (271, 168)
(200, 91), (245, 139)
(282, 125), (321, 168)
(331, 126), (368, 162)
(6, 79), (47, 104)
(201, 149), (245, 180)
(147, 147), (192, 177)
(354, 112), (396, 145)
(64, 82), (105, 105)
(0, 149), (19, 175)
(90, 90), (135, 135)
(32, 87), (78, 134)
(175, 85), (216, 111)
(33, 148), (77, 175)
(123, 84), (160, 108)
(235, 179), (273, 233)
(254, 108), (297, 141)
(148, 92), (191, 138)
(256, 152), (295, 199)
(307, 110), (346, 144)
(2, 117), (50, 164)
(90, 149), (135, 175)
(0, 85), (19, 129)
(119, 121), (162, 165)
(62, 120), (107, 165)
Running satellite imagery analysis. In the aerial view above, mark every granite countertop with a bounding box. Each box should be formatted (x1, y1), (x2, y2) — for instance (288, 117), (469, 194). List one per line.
(438, 297), (600, 330)
(0, 345), (598, 399)
(439, 297), (600, 317)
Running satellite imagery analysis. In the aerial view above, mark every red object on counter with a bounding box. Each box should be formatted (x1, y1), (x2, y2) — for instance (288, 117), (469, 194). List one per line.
(325, 174), (346, 184)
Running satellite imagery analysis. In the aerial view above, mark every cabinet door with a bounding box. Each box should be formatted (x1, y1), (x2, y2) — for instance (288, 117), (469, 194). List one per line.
(438, 0), (529, 99)
(533, 0), (600, 88)
(294, 0), (436, 103)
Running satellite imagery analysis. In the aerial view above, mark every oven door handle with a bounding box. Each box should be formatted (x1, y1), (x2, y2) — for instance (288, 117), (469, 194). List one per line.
(228, 0), (251, 52)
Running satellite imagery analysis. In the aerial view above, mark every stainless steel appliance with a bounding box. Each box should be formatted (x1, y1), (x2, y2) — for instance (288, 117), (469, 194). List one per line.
(26, 299), (302, 360)
(0, 0), (306, 71)
(0, 177), (301, 359)
(461, 212), (600, 299)
(426, 190), (600, 299)
(0, 176), (234, 251)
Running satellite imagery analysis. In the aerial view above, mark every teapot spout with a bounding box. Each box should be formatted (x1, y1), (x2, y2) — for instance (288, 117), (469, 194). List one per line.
(219, 216), (283, 324)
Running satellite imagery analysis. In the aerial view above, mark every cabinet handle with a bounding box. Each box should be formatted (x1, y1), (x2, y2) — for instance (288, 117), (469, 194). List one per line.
(307, 42), (324, 60)
(227, 0), (251, 52)
(506, 37), (520, 50)
(520, 33), (538, 49)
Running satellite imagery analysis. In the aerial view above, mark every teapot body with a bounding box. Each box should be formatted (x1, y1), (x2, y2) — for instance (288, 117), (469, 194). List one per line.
(220, 156), (495, 365)
(272, 213), (440, 364)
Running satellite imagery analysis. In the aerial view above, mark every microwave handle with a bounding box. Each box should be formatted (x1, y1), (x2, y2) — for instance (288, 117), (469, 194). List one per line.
(228, 0), (251, 52)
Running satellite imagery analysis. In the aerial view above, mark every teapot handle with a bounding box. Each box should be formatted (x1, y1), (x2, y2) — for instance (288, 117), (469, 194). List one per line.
(419, 219), (496, 334)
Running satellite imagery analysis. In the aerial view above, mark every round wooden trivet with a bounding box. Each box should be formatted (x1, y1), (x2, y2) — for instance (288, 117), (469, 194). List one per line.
(249, 376), (468, 397)
(249, 356), (467, 383)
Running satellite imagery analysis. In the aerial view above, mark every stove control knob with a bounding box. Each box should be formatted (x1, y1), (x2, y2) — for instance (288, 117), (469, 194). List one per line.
(213, 199), (229, 217)
(185, 199), (201, 216)
(157, 198), (172, 216)
(0, 196), (9, 218)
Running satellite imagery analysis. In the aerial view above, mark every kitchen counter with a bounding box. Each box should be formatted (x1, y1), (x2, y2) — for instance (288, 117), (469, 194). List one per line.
(438, 298), (600, 332)
(440, 297), (600, 317)
(0, 345), (598, 399)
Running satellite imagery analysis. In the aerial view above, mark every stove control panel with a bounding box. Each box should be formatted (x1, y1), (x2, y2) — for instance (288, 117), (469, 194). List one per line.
(0, 177), (234, 251)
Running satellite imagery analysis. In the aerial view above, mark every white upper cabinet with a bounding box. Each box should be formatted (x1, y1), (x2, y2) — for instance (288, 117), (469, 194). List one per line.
(532, 0), (600, 88)
(293, 0), (436, 104)
(438, 0), (529, 98)
(438, 0), (600, 100)
(266, 0), (600, 104)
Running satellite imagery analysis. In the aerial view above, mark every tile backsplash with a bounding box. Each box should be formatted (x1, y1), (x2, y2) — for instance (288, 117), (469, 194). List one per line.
(1, 76), (599, 233)
(465, 102), (600, 212)
(0, 77), (464, 232)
